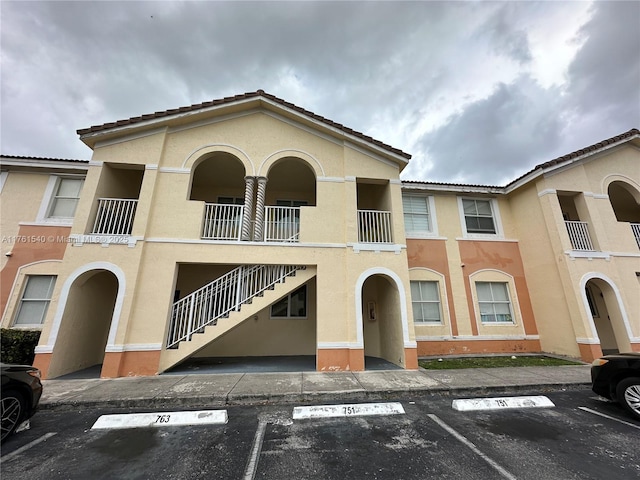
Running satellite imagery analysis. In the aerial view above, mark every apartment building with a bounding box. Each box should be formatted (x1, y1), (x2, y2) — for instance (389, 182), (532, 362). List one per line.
(403, 129), (640, 361)
(1, 91), (638, 378)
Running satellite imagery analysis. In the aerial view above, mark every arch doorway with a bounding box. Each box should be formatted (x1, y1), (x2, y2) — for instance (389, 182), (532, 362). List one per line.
(585, 278), (631, 355)
(361, 274), (405, 369)
(48, 269), (119, 378)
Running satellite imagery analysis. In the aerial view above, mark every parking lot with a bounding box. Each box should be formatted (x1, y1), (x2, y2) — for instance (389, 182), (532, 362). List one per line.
(2, 389), (638, 480)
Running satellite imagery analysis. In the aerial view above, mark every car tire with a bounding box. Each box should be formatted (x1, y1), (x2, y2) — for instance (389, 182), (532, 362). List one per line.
(615, 377), (640, 420)
(1, 389), (25, 443)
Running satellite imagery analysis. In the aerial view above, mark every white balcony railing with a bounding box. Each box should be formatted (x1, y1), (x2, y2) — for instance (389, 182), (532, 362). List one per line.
(265, 206), (300, 242)
(202, 203), (244, 240)
(358, 209), (392, 243)
(92, 198), (138, 235)
(632, 223), (640, 249)
(565, 220), (594, 251)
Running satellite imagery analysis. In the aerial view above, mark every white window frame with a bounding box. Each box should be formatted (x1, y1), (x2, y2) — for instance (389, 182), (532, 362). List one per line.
(270, 285), (307, 319)
(276, 199), (308, 207)
(402, 194), (438, 238)
(36, 175), (84, 225)
(475, 281), (514, 324)
(457, 197), (503, 239)
(217, 196), (244, 205)
(410, 280), (443, 324)
(13, 275), (57, 328)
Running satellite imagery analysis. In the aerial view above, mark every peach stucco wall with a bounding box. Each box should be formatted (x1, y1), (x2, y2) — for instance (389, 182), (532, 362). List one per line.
(458, 240), (538, 336)
(406, 239), (459, 336)
(417, 339), (541, 357)
(1, 224), (71, 318)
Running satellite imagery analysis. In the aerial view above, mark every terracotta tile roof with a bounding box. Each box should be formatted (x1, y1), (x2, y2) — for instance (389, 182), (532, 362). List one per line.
(1, 154), (89, 163)
(402, 179), (502, 189)
(506, 128), (640, 187)
(77, 90), (411, 159)
(402, 128), (639, 193)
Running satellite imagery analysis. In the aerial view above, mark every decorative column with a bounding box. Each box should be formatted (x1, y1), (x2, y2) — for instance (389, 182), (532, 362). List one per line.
(253, 176), (268, 241)
(241, 176), (255, 241)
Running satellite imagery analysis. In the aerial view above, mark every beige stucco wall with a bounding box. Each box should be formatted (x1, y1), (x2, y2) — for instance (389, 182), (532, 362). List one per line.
(1, 166), (87, 327)
(37, 108), (416, 375)
(195, 278), (317, 357)
(510, 144), (640, 358)
(0, 172), (51, 267)
(406, 191), (534, 348)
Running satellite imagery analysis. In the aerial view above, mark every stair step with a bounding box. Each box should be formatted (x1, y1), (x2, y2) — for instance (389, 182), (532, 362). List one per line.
(168, 265), (308, 350)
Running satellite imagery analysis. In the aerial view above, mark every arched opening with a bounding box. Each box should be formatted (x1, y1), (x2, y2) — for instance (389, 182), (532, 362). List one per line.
(48, 269), (119, 378)
(585, 278), (632, 355)
(265, 157), (317, 205)
(361, 274), (404, 369)
(264, 157), (317, 241)
(190, 152), (247, 202)
(190, 153), (248, 240)
(608, 181), (640, 223)
(608, 181), (640, 249)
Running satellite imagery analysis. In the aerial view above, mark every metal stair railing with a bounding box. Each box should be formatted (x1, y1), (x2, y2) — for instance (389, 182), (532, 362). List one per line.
(166, 264), (305, 349)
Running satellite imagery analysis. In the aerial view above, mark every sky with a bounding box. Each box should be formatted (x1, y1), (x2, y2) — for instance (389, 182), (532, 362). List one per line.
(1, 1), (638, 185)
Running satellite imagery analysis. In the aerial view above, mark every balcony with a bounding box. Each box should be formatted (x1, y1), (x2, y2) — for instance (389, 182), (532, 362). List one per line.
(632, 223), (640, 249)
(265, 206), (300, 242)
(358, 210), (392, 243)
(92, 198), (138, 235)
(202, 203), (244, 240)
(565, 220), (594, 251)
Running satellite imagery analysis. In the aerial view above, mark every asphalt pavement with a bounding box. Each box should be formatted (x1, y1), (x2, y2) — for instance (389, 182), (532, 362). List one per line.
(40, 364), (593, 410)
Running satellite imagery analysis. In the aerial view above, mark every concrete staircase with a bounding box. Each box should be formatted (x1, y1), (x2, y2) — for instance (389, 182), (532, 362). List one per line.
(159, 266), (316, 372)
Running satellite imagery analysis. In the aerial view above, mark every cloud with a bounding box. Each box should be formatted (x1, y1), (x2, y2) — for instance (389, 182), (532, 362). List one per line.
(411, 77), (563, 184)
(404, 0), (639, 184)
(561, 1), (640, 139)
(479, 3), (533, 65)
(1, 0), (637, 186)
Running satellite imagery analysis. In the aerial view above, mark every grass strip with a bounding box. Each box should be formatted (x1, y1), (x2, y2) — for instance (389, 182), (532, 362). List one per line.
(419, 355), (582, 370)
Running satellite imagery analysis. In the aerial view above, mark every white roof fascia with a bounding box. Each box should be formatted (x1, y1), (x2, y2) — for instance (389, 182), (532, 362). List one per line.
(0, 157), (89, 171)
(401, 182), (505, 195)
(505, 133), (640, 194)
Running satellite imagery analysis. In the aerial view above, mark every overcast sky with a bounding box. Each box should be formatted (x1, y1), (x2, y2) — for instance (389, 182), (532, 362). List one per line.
(1, 1), (638, 184)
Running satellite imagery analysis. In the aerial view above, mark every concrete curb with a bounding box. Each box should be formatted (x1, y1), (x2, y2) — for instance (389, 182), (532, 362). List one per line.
(39, 382), (591, 412)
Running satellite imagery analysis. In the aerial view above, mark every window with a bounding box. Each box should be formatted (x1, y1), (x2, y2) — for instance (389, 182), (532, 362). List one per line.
(217, 196), (244, 205)
(476, 282), (513, 323)
(276, 200), (308, 207)
(14, 276), (56, 326)
(48, 177), (84, 218)
(462, 198), (496, 234)
(403, 195), (431, 234)
(271, 285), (307, 318)
(410, 281), (442, 323)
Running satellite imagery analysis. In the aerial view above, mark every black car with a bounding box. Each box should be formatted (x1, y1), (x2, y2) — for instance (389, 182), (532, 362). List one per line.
(591, 352), (640, 420)
(1, 363), (43, 442)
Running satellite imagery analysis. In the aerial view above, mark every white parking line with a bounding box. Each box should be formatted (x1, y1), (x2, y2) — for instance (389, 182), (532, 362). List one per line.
(0, 432), (57, 464)
(91, 410), (228, 430)
(243, 419), (267, 480)
(427, 414), (517, 480)
(578, 407), (640, 430)
(452, 395), (555, 412)
(293, 402), (405, 420)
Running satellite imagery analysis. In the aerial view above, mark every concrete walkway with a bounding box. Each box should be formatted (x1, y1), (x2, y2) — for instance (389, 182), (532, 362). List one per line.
(40, 365), (592, 410)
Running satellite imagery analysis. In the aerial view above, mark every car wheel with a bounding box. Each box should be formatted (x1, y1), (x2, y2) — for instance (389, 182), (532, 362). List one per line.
(616, 377), (640, 420)
(1, 390), (25, 443)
